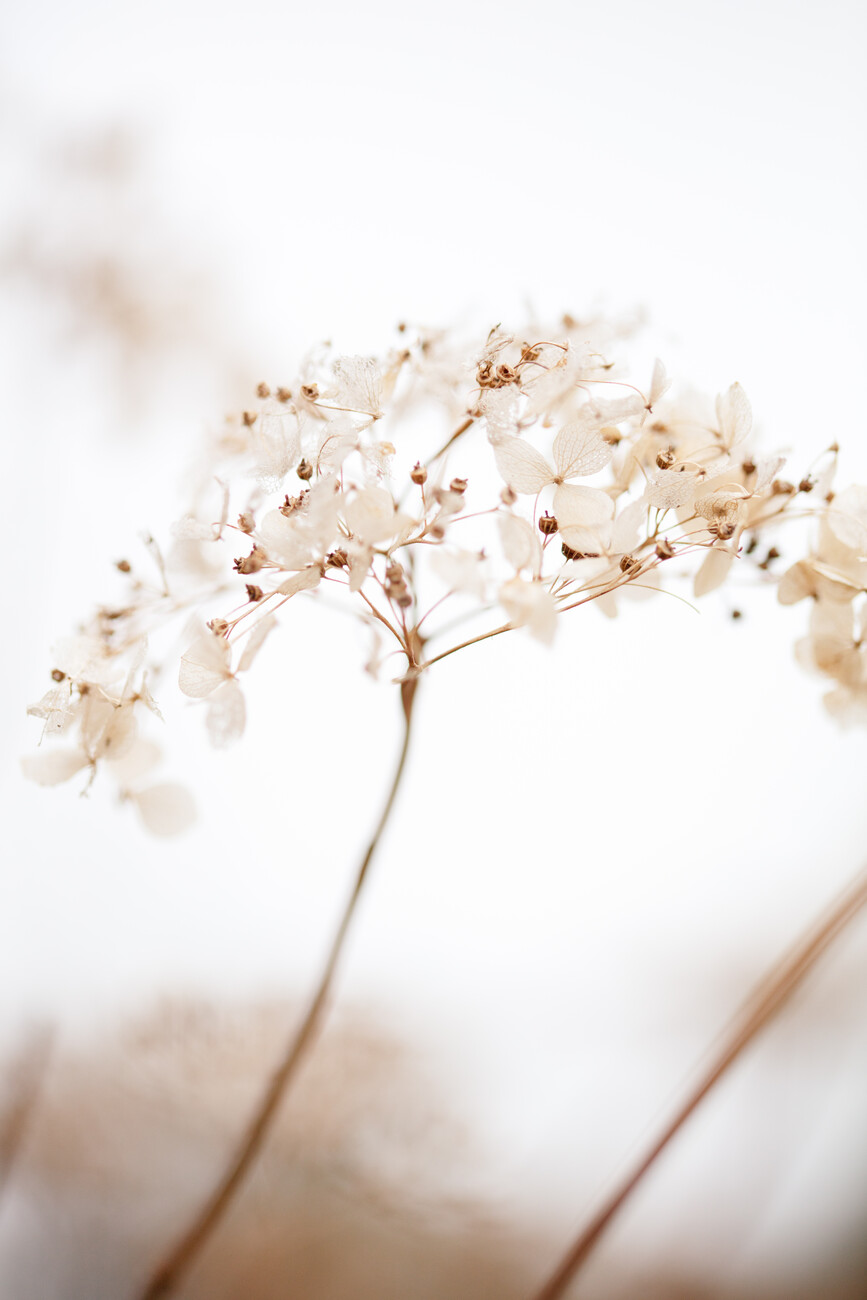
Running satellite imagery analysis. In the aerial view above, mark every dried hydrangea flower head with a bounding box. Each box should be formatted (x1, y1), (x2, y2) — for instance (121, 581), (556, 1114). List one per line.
(21, 313), (867, 1300)
(24, 316), (867, 829)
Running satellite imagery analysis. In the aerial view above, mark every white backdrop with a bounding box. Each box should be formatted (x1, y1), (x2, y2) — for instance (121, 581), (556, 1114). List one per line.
(2, 0), (867, 1292)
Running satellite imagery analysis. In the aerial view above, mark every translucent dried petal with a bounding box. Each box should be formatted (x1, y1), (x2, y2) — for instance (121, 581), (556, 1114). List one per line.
(344, 486), (402, 545)
(52, 635), (122, 687)
(499, 576), (557, 644)
(498, 513), (541, 576)
(482, 387), (521, 442)
(132, 783), (196, 836)
(554, 483), (614, 552)
(206, 680), (246, 748)
(647, 358), (671, 408)
(552, 419), (612, 480)
(693, 546), (734, 597)
(331, 356), (383, 418)
(827, 485), (867, 554)
(644, 468), (702, 510)
(178, 630), (233, 698)
(715, 382), (752, 450)
(429, 548), (489, 597)
(492, 438), (554, 495)
(254, 403), (301, 486)
(236, 615), (276, 673)
(276, 566), (321, 597)
(21, 748), (90, 787)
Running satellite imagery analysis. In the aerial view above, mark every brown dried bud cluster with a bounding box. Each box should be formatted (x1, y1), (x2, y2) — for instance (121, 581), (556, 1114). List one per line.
(656, 448), (676, 470)
(256, 381), (270, 399)
(538, 513), (558, 535)
(410, 462), (427, 486)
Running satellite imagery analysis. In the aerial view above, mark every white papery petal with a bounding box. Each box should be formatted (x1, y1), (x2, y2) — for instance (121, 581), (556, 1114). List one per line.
(106, 738), (163, 783)
(254, 403), (301, 486)
(482, 387), (521, 442)
(259, 510), (317, 569)
(492, 439), (554, 494)
(91, 703), (138, 761)
(647, 358), (671, 407)
(828, 485), (867, 554)
(179, 631), (232, 699)
(715, 382), (752, 449)
(552, 419), (612, 480)
(344, 486), (401, 544)
(611, 499), (647, 554)
(52, 636), (122, 686)
(206, 680), (246, 748)
(644, 468), (702, 510)
(171, 516), (219, 541)
(498, 513), (542, 575)
(276, 567), (321, 597)
(237, 615), (276, 673)
(331, 355), (383, 417)
(585, 392), (644, 423)
(499, 577), (557, 644)
(429, 548), (489, 597)
(21, 749), (90, 786)
(693, 546), (734, 597)
(554, 483), (614, 532)
(133, 783), (196, 836)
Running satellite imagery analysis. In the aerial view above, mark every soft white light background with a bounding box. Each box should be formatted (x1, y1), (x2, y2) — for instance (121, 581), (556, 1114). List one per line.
(2, 0), (867, 1292)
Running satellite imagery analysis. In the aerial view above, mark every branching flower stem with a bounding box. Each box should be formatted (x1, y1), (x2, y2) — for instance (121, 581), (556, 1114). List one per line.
(529, 864), (867, 1300)
(137, 681), (419, 1300)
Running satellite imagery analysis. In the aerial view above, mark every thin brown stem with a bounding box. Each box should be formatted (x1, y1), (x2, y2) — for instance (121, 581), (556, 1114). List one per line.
(530, 865), (867, 1300)
(137, 685), (418, 1300)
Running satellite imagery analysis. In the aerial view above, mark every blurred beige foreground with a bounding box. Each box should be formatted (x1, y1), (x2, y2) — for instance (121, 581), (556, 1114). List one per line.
(0, 1001), (864, 1300)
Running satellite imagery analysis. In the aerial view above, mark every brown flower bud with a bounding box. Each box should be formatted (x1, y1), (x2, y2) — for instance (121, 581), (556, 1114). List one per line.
(242, 410), (257, 427)
(207, 618), (229, 636)
(245, 584), (264, 602)
(741, 459), (756, 476)
(276, 386), (292, 403)
(656, 448), (676, 470)
(798, 477), (814, 493)
(561, 542), (581, 561)
(500, 485), (517, 507)
(51, 668), (66, 682)
(771, 479), (795, 496)
(495, 363), (518, 385)
(538, 513), (558, 535)
(297, 458), (313, 481)
(655, 537), (675, 560)
(300, 383), (319, 401)
(620, 554), (641, 573)
(325, 548), (348, 569)
(449, 477), (468, 494)
(256, 381), (271, 399)
(237, 512), (255, 534)
(410, 461), (428, 485)
(115, 559), (132, 573)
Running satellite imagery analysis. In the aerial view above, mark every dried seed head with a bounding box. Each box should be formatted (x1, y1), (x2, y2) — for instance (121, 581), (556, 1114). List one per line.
(538, 513), (558, 535)
(741, 459), (757, 476)
(276, 386), (292, 403)
(280, 491), (308, 517)
(242, 410), (257, 427)
(245, 584), (264, 602)
(798, 477), (815, 494)
(712, 522), (736, 540)
(771, 479), (795, 496)
(237, 512), (255, 534)
(745, 536), (759, 555)
(500, 485), (517, 507)
(394, 588), (413, 608)
(300, 383), (319, 401)
(601, 427), (623, 446)
(207, 618), (229, 636)
(233, 546), (265, 575)
(429, 523), (446, 541)
(620, 554), (641, 573)
(410, 462), (428, 486)
(51, 668), (66, 682)
(296, 458), (313, 481)
(731, 608), (743, 620)
(115, 558), (132, 573)
(561, 542), (582, 561)
(256, 381), (271, 399)
(495, 363), (518, 385)
(655, 537), (675, 560)
(385, 561), (405, 583)
(449, 477), (467, 495)
(325, 548), (349, 569)
(656, 448), (676, 470)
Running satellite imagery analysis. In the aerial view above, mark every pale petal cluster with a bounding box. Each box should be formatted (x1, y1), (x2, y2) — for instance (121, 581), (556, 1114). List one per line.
(25, 318), (867, 829)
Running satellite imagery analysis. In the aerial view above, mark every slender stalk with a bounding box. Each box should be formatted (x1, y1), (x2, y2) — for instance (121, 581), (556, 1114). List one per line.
(530, 865), (867, 1300)
(138, 683), (418, 1299)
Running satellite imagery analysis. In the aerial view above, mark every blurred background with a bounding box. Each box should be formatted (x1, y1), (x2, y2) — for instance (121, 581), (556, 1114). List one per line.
(2, 0), (867, 1295)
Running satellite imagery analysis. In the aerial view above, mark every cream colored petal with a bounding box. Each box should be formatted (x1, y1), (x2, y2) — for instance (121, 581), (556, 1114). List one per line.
(492, 438), (555, 495)
(133, 783), (196, 836)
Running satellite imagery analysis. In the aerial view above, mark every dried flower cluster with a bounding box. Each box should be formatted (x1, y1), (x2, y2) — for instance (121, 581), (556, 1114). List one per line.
(24, 316), (867, 829)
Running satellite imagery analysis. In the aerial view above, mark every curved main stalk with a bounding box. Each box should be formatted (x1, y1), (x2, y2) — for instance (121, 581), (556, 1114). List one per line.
(139, 682), (418, 1299)
(531, 865), (867, 1300)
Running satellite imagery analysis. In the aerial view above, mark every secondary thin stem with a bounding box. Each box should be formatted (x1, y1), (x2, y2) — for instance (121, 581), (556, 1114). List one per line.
(530, 864), (867, 1300)
(137, 684), (418, 1300)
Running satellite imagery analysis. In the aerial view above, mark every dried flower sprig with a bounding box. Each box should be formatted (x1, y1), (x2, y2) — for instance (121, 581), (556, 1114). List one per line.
(23, 314), (867, 1296)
